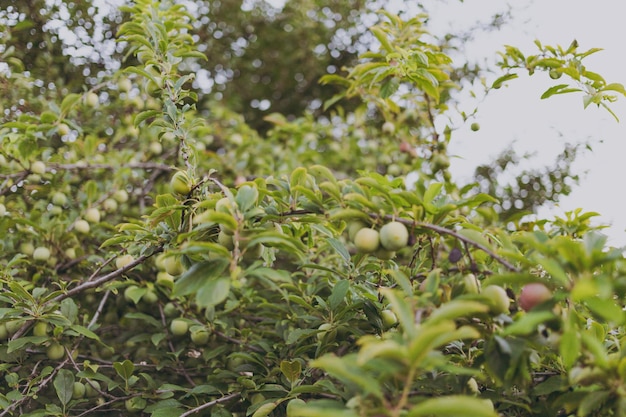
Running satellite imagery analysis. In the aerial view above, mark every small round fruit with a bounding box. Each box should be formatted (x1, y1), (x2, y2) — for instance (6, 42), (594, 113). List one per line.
(163, 302), (178, 318)
(149, 141), (163, 155)
(347, 220), (367, 242)
(85, 207), (101, 223)
(57, 123), (70, 136)
(113, 189), (129, 203)
(170, 171), (192, 195)
(72, 381), (86, 399)
(115, 254), (134, 269)
(20, 242), (34, 256)
(519, 283), (552, 311)
(217, 230), (234, 250)
(85, 380), (101, 398)
(170, 318), (189, 336)
(141, 289), (158, 305)
(482, 285), (510, 315)
(463, 273), (480, 294)
(31, 161), (46, 175)
(163, 256), (184, 276)
(190, 328), (210, 345)
(33, 321), (50, 337)
(316, 323), (335, 342)
(286, 398), (306, 417)
(0, 203), (5, 216)
(46, 342), (65, 360)
(124, 285), (139, 303)
(5, 320), (21, 335)
(382, 121), (395, 134)
(470, 122), (480, 132)
(64, 248), (77, 259)
(74, 219), (90, 234)
(0, 324), (7, 340)
(33, 246), (51, 262)
(103, 198), (118, 213)
(125, 397), (145, 413)
(379, 221), (409, 251)
(353, 228), (380, 253)
(549, 69), (562, 79)
(118, 78), (132, 92)
(85, 92), (99, 107)
(381, 309), (398, 329)
(51, 192), (68, 206)
(156, 271), (174, 287)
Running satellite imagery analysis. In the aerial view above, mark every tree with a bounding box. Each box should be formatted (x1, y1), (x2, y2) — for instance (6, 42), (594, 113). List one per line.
(1, 1), (626, 416)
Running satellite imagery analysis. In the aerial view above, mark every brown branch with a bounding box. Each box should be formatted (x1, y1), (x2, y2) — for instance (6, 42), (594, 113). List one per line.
(179, 392), (241, 417)
(49, 248), (163, 304)
(368, 213), (520, 272)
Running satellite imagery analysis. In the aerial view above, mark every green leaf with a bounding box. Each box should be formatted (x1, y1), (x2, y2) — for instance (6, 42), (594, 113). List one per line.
(560, 327), (581, 369)
(53, 369), (74, 407)
(172, 259), (229, 297)
(310, 354), (383, 399)
(380, 77), (400, 99)
(326, 238), (351, 265)
(408, 396), (498, 417)
(114, 360), (135, 381)
(280, 360), (302, 384)
(235, 184), (259, 213)
(7, 336), (48, 353)
(134, 110), (160, 127)
(585, 297), (625, 325)
(380, 288), (416, 338)
(425, 300), (490, 325)
(491, 73), (518, 89)
(501, 311), (556, 336)
(328, 280), (349, 311)
(60, 93), (82, 116)
(196, 276), (230, 308)
(69, 324), (100, 340)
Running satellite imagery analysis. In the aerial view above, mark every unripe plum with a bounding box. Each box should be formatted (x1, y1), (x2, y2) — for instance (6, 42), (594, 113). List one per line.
(379, 221), (409, 251)
(482, 285), (510, 315)
(353, 228), (380, 253)
(170, 171), (192, 195)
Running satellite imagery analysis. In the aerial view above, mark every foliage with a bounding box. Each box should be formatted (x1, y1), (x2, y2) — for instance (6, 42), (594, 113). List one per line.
(1, 1), (626, 417)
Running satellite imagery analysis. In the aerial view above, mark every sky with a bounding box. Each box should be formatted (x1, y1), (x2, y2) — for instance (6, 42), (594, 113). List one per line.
(416, 0), (626, 247)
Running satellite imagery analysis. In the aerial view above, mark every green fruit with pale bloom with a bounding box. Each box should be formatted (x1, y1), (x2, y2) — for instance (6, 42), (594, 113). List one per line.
(74, 219), (90, 234)
(46, 342), (65, 360)
(354, 228), (380, 253)
(379, 221), (409, 251)
(170, 171), (192, 195)
(482, 285), (510, 315)
(170, 318), (188, 336)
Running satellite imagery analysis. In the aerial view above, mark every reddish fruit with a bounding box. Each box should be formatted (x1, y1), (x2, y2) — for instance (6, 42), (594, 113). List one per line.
(519, 283), (552, 311)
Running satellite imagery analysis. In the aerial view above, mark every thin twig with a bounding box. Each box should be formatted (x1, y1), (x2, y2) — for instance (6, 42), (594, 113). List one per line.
(179, 392), (241, 417)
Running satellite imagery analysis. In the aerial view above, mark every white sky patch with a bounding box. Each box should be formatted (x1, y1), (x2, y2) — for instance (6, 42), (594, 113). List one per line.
(423, 1), (626, 246)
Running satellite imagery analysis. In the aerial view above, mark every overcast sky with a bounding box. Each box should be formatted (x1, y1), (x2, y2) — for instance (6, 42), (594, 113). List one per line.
(412, 1), (626, 247)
